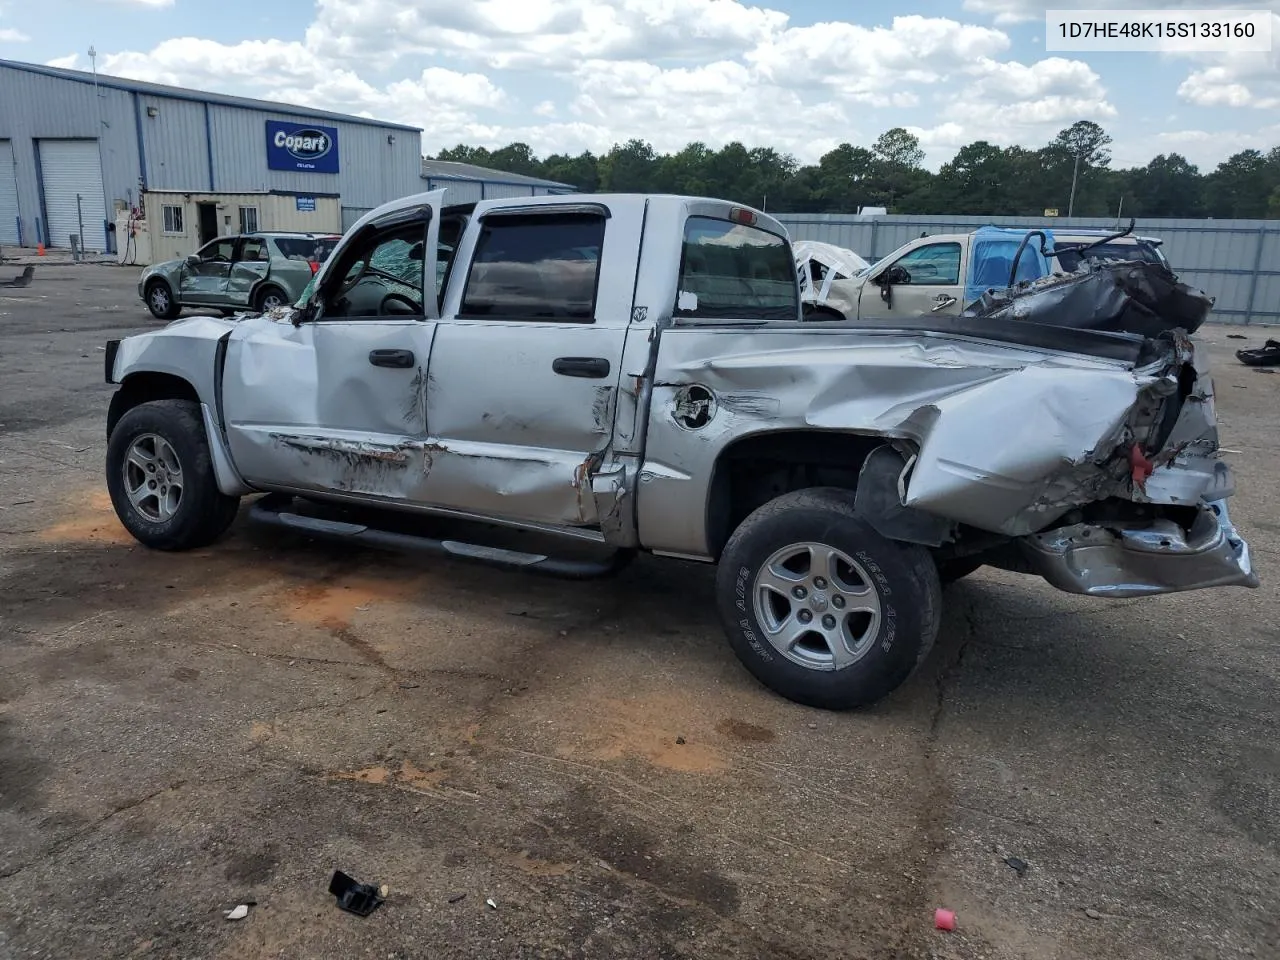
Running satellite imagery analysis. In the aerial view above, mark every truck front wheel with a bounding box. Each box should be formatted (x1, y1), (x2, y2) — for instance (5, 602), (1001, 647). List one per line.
(715, 487), (942, 710)
(105, 399), (241, 550)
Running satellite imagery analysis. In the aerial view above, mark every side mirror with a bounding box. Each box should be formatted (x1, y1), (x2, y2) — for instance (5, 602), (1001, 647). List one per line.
(879, 265), (910, 285)
(184, 254), (200, 266)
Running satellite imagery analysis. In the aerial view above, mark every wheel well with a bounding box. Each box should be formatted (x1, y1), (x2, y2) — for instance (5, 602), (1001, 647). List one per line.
(107, 373), (200, 438)
(255, 282), (287, 303)
(144, 276), (171, 294)
(705, 431), (886, 559)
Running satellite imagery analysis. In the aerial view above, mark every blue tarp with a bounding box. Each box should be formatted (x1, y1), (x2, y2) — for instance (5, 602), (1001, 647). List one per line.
(964, 226), (1055, 306)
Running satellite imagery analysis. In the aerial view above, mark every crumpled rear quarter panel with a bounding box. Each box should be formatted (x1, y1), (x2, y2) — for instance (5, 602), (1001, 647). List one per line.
(637, 326), (1164, 556)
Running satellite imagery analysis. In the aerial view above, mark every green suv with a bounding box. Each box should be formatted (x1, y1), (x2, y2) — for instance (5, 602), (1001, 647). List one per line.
(139, 232), (341, 319)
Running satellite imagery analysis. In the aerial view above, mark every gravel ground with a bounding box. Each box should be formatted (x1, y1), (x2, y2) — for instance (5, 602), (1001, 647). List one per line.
(0, 263), (1276, 960)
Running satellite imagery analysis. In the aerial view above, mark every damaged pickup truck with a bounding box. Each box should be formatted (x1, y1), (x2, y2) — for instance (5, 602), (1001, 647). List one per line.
(102, 190), (1258, 710)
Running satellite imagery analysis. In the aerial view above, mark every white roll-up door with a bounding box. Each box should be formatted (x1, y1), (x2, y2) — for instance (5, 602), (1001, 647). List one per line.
(39, 139), (106, 250)
(0, 141), (18, 246)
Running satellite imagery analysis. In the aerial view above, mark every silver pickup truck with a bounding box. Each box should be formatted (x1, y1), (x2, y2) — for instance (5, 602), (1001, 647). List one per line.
(103, 190), (1257, 711)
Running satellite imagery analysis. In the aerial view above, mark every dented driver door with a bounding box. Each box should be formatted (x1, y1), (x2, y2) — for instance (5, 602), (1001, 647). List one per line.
(220, 194), (444, 501)
(419, 201), (644, 529)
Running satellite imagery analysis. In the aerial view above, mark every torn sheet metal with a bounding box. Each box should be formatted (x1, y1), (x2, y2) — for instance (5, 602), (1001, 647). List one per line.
(1023, 498), (1256, 596)
(637, 323), (1225, 555)
(963, 260), (1213, 337)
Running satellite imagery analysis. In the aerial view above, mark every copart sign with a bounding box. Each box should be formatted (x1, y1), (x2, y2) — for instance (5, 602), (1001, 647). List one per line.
(265, 120), (340, 174)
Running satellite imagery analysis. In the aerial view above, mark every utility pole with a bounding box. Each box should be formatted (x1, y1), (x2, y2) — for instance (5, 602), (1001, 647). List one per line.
(1067, 150), (1081, 218)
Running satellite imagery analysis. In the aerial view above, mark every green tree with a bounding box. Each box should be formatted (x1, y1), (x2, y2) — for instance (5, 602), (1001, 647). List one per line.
(598, 139), (659, 192)
(1131, 154), (1203, 217)
(1205, 149), (1272, 218)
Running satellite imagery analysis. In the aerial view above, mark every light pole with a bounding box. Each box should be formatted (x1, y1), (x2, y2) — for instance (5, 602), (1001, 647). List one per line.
(1067, 149), (1081, 218)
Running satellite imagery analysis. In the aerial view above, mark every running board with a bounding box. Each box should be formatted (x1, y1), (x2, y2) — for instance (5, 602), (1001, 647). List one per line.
(248, 494), (634, 580)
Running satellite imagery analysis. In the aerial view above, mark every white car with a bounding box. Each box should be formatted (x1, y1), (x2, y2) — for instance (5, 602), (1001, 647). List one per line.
(794, 240), (869, 311)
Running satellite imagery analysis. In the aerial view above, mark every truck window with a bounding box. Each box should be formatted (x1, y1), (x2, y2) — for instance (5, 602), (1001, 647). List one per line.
(459, 213), (605, 321)
(889, 242), (961, 285)
(677, 216), (797, 320)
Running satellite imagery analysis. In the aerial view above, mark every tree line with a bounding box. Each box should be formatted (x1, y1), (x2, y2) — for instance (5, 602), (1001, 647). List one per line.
(434, 121), (1280, 220)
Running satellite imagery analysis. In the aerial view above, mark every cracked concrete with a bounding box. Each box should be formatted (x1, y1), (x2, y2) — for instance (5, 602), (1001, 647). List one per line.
(0, 265), (1276, 960)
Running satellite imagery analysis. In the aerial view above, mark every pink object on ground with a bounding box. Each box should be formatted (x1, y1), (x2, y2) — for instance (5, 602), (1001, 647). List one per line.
(935, 908), (956, 931)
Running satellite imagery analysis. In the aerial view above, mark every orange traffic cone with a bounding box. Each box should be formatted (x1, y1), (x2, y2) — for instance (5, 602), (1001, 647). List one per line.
(37, 242), (44, 256)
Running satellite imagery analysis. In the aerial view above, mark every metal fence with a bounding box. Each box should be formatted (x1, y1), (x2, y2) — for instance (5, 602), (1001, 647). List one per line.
(774, 213), (1279, 326)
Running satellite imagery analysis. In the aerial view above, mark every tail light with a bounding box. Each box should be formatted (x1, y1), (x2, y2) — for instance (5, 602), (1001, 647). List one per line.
(308, 261), (319, 273)
(729, 207), (757, 226)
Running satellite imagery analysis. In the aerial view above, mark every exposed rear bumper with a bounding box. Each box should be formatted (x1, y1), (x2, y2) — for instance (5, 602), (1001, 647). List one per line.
(1021, 499), (1257, 598)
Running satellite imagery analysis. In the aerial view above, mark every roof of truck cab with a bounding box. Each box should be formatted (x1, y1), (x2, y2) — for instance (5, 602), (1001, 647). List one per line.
(353, 190), (784, 235)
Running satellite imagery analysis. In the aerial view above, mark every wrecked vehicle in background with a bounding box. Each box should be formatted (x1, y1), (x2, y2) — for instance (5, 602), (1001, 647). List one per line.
(806, 222), (1175, 324)
(794, 240), (869, 315)
(101, 191), (1257, 712)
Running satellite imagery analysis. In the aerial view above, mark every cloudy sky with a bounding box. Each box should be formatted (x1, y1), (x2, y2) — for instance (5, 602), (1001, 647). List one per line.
(1, 0), (1277, 171)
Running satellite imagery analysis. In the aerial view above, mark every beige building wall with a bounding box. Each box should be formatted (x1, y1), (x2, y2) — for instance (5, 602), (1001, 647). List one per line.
(131, 191), (341, 264)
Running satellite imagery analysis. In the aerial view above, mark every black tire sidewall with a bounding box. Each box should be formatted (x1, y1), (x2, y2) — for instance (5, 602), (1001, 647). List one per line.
(716, 493), (938, 710)
(145, 280), (177, 320)
(105, 401), (227, 550)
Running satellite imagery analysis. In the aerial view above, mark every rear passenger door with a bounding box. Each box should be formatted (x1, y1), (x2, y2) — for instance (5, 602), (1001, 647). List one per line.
(421, 203), (642, 529)
(227, 236), (270, 307)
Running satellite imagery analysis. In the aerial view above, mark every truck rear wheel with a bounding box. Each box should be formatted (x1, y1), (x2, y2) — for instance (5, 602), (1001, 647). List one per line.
(105, 399), (241, 550)
(715, 487), (942, 710)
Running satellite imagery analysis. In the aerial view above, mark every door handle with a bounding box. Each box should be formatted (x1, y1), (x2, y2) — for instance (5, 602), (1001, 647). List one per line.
(930, 296), (957, 312)
(552, 357), (610, 378)
(369, 348), (415, 368)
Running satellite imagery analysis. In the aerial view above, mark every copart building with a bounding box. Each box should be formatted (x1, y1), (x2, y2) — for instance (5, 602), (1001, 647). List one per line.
(0, 58), (575, 263)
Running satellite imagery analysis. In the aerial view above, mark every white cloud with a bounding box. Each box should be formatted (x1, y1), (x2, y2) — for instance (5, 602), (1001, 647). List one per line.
(1175, 13), (1280, 110)
(46, 53), (79, 67)
(961, 0), (1247, 25)
(748, 14), (1010, 96)
(306, 0), (788, 70)
(0, 26), (28, 41)
(1146, 123), (1280, 168)
(31, 1), (1187, 170)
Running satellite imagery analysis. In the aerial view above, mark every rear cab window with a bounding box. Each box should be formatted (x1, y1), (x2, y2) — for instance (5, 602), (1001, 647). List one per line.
(676, 215), (798, 321)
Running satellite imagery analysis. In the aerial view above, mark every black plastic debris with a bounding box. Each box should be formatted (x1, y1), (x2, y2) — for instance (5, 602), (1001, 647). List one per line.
(0, 266), (34, 288)
(1003, 855), (1029, 877)
(329, 870), (385, 917)
(962, 260), (1213, 338)
(1237, 339), (1280, 367)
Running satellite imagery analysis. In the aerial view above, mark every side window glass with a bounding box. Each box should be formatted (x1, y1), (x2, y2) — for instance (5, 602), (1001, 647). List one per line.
(893, 243), (961, 285)
(239, 238), (268, 263)
(323, 224), (425, 318)
(200, 238), (236, 263)
(460, 213), (604, 321)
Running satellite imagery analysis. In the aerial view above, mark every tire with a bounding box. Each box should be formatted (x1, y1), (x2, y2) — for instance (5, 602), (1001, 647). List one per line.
(715, 487), (942, 710)
(254, 285), (288, 312)
(145, 280), (180, 320)
(105, 399), (241, 551)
